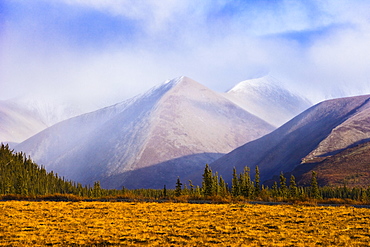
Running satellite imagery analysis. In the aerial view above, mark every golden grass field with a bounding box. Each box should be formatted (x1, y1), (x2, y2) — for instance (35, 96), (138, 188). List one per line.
(0, 201), (369, 246)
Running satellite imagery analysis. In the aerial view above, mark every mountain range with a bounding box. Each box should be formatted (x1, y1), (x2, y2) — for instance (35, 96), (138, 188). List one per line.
(11, 75), (370, 189)
(15, 76), (276, 189)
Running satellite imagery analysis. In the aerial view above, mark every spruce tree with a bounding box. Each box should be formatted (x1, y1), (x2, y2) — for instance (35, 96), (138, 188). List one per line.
(242, 166), (253, 199)
(310, 171), (321, 199)
(279, 172), (287, 198)
(93, 181), (102, 198)
(272, 181), (278, 198)
(202, 164), (213, 196)
(175, 177), (182, 197)
(254, 166), (260, 196)
(188, 180), (194, 194)
(163, 185), (167, 198)
(289, 175), (298, 198)
(231, 167), (240, 197)
(219, 175), (227, 197)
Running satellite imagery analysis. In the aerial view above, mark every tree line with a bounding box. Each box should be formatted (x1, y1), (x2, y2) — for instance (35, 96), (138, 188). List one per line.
(174, 164), (370, 203)
(1, 143), (370, 203)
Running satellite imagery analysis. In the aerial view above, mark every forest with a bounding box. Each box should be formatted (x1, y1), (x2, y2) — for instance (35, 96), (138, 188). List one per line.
(1, 143), (370, 203)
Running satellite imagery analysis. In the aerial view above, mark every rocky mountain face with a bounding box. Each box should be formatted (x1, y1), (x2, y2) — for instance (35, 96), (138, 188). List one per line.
(210, 94), (370, 186)
(224, 75), (312, 127)
(15, 76), (275, 189)
(0, 100), (47, 145)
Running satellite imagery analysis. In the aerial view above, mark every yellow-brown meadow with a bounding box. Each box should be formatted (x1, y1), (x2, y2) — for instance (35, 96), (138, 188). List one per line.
(0, 201), (369, 246)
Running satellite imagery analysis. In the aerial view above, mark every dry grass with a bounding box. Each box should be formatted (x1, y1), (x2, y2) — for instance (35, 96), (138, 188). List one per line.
(0, 201), (369, 246)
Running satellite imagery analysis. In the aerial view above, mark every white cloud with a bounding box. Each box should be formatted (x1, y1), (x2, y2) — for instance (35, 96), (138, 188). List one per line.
(2, 0), (370, 108)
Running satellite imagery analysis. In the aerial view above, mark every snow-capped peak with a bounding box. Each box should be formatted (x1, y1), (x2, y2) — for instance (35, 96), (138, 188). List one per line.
(225, 75), (312, 127)
(228, 75), (285, 94)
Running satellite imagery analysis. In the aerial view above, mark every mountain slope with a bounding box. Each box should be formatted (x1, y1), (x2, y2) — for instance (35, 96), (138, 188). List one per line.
(0, 101), (47, 144)
(210, 94), (370, 185)
(277, 140), (370, 187)
(225, 76), (312, 127)
(16, 76), (275, 189)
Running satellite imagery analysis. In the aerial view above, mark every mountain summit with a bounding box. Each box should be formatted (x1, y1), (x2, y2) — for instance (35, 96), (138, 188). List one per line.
(225, 76), (312, 127)
(16, 76), (274, 189)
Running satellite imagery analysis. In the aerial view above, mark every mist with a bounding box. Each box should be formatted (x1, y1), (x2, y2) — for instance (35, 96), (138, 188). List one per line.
(1, 0), (370, 111)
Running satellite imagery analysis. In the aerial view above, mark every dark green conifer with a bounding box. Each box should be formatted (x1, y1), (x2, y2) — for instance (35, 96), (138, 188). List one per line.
(202, 164), (213, 196)
(254, 166), (260, 195)
(231, 167), (240, 197)
(175, 177), (182, 197)
(310, 171), (321, 199)
(289, 174), (298, 198)
(279, 172), (287, 198)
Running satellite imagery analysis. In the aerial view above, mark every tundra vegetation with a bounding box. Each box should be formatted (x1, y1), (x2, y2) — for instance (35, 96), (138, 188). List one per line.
(1, 201), (370, 246)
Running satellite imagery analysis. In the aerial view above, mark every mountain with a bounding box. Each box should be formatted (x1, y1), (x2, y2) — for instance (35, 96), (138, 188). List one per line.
(224, 75), (312, 127)
(210, 94), (370, 186)
(15, 76), (275, 189)
(0, 100), (47, 145)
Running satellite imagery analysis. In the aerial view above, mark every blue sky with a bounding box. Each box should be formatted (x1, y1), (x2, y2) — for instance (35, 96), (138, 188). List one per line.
(1, 0), (370, 107)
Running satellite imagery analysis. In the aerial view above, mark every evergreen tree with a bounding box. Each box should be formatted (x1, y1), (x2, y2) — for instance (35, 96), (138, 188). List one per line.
(163, 185), (167, 198)
(254, 166), (261, 196)
(231, 167), (240, 197)
(93, 181), (102, 198)
(175, 177), (182, 197)
(310, 171), (321, 199)
(242, 166), (253, 199)
(279, 172), (287, 198)
(272, 181), (278, 198)
(188, 180), (194, 194)
(218, 175), (228, 197)
(289, 175), (298, 198)
(213, 172), (220, 195)
(202, 164), (213, 196)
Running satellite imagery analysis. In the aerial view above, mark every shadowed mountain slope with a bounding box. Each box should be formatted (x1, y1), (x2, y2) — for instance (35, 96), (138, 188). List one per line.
(210, 94), (370, 185)
(271, 140), (370, 187)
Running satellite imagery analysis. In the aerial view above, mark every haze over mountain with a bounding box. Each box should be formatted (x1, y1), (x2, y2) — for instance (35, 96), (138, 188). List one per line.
(11, 97), (86, 127)
(210, 94), (370, 186)
(0, 100), (47, 145)
(15, 76), (274, 189)
(0, 97), (88, 145)
(224, 75), (312, 127)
